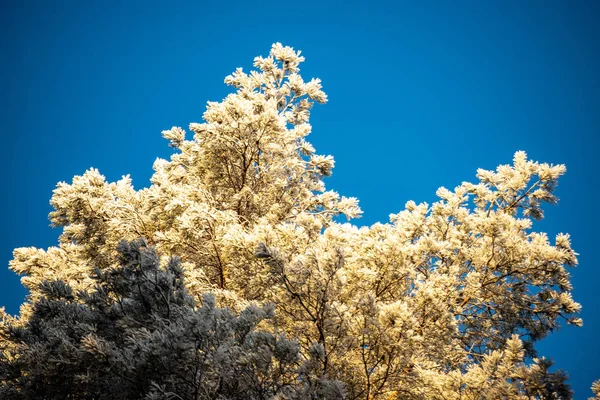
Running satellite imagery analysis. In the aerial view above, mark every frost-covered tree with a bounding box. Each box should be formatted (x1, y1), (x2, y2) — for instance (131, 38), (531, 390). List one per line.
(2, 43), (589, 398)
(0, 239), (344, 399)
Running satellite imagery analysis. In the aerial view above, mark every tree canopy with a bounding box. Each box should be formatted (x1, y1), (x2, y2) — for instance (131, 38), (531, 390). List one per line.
(1, 239), (343, 399)
(1, 43), (591, 399)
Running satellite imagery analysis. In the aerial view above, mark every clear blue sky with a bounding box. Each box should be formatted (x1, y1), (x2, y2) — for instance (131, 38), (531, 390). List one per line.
(1, 0), (598, 397)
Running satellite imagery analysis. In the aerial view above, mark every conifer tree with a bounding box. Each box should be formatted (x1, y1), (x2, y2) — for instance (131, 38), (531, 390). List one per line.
(1, 239), (344, 399)
(2, 43), (591, 399)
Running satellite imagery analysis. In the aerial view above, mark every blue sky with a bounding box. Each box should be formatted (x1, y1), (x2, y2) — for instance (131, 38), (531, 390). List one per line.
(1, 0), (598, 397)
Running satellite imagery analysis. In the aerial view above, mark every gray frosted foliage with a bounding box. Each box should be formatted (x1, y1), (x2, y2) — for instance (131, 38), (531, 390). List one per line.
(0, 239), (345, 399)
